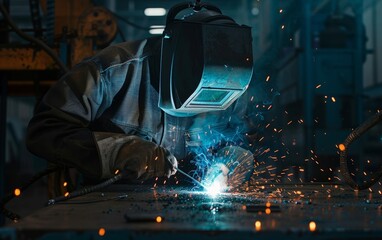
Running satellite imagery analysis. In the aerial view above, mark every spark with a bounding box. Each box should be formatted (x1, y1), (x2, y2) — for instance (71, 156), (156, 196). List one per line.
(14, 188), (21, 197)
(255, 220), (262, 231)
(63, 182), (68, 187)
(338, 144), (346, 151)
(281, 25), (285, 29)
(279, 9), (283, 13)
(64, 192), (69, 197)
(331, 97), (336, 102)
(98, 228), (106, 236)
(265, 208), (271, 214)
(266, 75), (270, 82)
(114, 169), (120, 175)
(309, 221), (317, 232)
(156, 216), (162, 223)
(315, 84), (321, 89)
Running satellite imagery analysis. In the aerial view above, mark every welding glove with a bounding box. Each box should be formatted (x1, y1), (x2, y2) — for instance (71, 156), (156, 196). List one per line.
(94, 132), (177, 180)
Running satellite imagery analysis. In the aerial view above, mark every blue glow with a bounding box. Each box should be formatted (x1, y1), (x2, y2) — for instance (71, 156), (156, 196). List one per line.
(203, 163), (229, 197)
(176, 81), (280, 193)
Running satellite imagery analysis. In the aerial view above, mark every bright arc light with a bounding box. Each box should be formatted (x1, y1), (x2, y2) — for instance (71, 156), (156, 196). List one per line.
(149, 25), (165, 35)
(203, 163), (229, 198)
(205, 179), (226, 198)
(144, 8), (166, 16)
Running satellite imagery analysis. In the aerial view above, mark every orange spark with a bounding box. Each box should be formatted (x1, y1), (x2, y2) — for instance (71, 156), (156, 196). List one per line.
(265, 208), (271, 214)
(309, 221), (317, 232)
(98, 228), (106, 236)
(14, 188), (21, 197)
(338, 144), (346, 151)
(255, 220), (262, 231)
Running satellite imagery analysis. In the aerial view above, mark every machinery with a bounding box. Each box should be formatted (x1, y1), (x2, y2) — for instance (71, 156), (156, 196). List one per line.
(1, 1), (382, 239)
(0, 0), (117, 94)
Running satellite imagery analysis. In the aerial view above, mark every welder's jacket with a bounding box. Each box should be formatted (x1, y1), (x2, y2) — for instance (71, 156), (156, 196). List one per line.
(26, 37), (253, 179)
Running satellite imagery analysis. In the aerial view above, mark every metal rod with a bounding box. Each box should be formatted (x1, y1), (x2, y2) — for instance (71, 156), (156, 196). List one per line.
(174, 166), (207, 189)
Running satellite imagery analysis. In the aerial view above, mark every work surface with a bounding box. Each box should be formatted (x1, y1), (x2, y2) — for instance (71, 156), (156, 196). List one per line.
(6, 183), (382, 240)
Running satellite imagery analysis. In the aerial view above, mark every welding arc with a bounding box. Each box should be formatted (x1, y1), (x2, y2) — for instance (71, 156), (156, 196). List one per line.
(340, 111), (382, 190)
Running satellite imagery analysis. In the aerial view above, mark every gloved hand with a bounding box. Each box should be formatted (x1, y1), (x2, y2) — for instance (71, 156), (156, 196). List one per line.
(113, 136), (177, 180)
(94, 132), (177, 180)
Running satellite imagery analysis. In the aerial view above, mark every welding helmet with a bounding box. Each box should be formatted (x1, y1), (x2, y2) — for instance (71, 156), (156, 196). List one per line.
(159, 2), (253, 117)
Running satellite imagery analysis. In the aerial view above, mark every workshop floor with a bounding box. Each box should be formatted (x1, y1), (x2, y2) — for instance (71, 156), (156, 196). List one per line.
(5, 183), (382, 240)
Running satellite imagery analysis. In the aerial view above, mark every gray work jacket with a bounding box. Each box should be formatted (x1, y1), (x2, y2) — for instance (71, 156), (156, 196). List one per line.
(26, 37), (252, 179)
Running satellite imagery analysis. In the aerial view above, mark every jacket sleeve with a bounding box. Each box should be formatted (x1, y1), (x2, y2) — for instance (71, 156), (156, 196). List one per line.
(26, 59), (128, 179)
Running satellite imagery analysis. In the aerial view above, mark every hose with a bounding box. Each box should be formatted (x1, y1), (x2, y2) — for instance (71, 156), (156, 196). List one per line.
(1, 168), (124, 220)
(47, 173), (123, 205)
(340, 111), (382, 190)
(1, 166), (62, 221)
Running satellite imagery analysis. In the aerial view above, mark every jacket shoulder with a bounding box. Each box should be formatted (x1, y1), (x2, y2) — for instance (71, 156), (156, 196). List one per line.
(90, 37), (161, 73)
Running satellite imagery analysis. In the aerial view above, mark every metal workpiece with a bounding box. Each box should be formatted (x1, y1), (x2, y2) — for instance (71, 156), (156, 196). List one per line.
(8, 184), (382, 239)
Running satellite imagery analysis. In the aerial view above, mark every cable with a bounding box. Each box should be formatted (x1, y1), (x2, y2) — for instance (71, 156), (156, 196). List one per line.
(29, 0), (43, 38)
(340, 111), (382, 190)
(0, 3), (69, 73)
(1, 168), (124, 220)
(56, 194), (128, 204)
(47, 173), (123, 205)
(1, 166), (62, 221)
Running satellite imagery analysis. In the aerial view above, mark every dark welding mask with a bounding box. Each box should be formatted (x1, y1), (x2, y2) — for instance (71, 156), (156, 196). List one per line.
(159, 2), (253, 117)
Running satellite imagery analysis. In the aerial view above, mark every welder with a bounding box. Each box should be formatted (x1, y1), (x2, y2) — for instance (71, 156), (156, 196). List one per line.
(26, 2), (254, 187)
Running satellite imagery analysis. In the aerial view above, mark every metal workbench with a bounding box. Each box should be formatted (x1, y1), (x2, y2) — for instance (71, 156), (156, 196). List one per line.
(4, 183), (382, 240)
